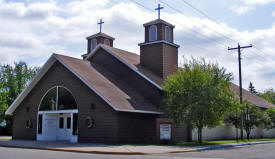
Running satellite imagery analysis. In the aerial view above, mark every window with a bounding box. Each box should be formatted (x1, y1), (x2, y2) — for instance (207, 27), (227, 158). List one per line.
(90, 38), (97, 51)
(72, 114), (78, 135)
(39, 86), (77, 111)
(149, 25), (157, 41)
(67, 117), (71, 129)
(59, 117), (64, 129)
(165, 26), (171, 42)
(104, 39), (110, 46)
(38, 114), (42, 134)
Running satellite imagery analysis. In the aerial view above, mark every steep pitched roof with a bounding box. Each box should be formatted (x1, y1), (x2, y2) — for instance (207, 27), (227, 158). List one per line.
(55, 54), (160, 113)
(6, 44), (274, 115)
(6, 53), (162, 115)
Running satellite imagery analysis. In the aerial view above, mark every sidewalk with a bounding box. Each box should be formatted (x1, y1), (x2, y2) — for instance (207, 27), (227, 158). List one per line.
(0, 137), (274, 155)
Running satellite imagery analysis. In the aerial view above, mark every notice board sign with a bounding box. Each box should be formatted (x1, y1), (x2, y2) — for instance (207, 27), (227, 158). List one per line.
(160, 124), (171, 140)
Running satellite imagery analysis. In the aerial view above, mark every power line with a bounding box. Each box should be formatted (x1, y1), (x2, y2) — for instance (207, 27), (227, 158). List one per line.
(159, 0), (239, 44)
(178, 0), (272, 60)
(129, 0), (229, 49)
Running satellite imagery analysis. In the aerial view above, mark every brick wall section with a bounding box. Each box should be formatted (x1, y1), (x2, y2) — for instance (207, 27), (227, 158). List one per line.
(13, 62), (119, 143)
(162, 42), (178, 79)
(91, 48), (162, 107)
(140, 42), (178, 79)
(140, 42), (163, 77)
(87, 38), (113, 53)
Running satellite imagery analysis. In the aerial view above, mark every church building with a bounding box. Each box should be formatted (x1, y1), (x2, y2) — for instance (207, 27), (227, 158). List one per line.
(5, 7), (275, 143)
(5, 13), (192, 143)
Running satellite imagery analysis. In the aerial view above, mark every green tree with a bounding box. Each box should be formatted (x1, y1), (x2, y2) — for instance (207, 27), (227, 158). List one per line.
(0, 81), (8, 122)
(0, 62), (40, 135)
(162, 58), (239, 143)
(248, 82), (257, 95)
(263, 107), (275, 129)
(259, 88), (275, 105)
(243, 104), (263, 140)
(226, 103), (264, 140)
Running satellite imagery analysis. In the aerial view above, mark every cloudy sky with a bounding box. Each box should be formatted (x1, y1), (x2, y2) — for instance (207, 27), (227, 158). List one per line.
(0, 0), (274, 92)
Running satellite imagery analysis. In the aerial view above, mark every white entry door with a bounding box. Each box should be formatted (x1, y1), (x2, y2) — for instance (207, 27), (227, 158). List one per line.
(57, 113), (71, 141)
(41, 114), (57, 141)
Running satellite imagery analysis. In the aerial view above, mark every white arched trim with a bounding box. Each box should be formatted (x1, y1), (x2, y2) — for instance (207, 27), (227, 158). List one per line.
(90, 38), (97, 52)
(37, 86), (78, 112)
(165, 26), (171, 42)
(149, 25), (157, 41)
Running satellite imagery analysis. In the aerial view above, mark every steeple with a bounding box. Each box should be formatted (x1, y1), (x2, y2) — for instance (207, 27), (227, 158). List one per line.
(138, 5), (180, 79)
(82, 19), (115, 59)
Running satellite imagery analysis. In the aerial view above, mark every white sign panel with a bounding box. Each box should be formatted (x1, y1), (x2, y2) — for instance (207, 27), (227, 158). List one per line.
(160, 124), (171, 140)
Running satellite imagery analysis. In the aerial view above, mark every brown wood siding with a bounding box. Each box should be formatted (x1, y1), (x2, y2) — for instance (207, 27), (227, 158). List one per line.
(13, 62), (119, 143)
(91, 48), (162, 107)
(117, 112), (158, 143)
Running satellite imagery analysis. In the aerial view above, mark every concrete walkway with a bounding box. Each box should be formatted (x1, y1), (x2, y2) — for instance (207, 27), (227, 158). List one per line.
(0, 137), (274, 155)
(0, 139), (194, 154)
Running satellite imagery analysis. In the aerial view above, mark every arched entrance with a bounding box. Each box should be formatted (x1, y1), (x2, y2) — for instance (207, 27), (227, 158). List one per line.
(36, 86), (78, 143)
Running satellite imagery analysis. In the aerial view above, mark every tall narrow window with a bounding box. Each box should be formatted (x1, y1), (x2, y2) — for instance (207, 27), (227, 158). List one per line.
(149, 25), (157, 41)
(67, 117), (71, 129)
(90, 38), (97, 51)
(165, 26), (171, 42)
(59, 117), (64, 129)
(72, 114), (78, 135)
(38, 114), (42, 134)
(104, 39), (110, 46)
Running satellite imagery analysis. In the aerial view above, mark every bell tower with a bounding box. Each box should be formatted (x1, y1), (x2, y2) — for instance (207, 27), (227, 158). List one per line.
(138, 4), (179, 79)
(82, 19), (115, 59)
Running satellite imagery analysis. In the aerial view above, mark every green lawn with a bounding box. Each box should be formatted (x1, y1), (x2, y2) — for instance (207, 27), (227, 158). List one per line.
(176, 138), (275, 147)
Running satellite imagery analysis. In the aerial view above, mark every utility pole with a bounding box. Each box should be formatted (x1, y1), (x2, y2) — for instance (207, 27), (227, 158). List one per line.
(228, 43), (252, 140)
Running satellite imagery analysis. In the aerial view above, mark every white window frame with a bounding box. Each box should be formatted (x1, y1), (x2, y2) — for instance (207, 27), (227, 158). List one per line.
(90, 38), (97, 51)
(165, 26), (171, 42)
(149, 25), (157, 42)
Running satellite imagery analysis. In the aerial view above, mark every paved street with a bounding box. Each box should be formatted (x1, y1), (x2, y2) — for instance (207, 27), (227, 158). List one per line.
(1, 143), (275, 159)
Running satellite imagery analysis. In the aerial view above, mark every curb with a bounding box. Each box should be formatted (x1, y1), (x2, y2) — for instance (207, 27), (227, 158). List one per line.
(0, 141), (274, 155)
(196, 141), (275, 151)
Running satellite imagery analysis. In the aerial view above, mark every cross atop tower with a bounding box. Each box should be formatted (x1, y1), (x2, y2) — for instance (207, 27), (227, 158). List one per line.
(155, 4), (164, 19)
(98, 19), (104, 32)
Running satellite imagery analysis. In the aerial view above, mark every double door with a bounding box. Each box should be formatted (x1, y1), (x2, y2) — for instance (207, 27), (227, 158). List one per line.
(57, 114), (71, 141)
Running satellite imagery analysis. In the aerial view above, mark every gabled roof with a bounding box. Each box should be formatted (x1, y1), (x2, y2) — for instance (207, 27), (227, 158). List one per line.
(230, 83), (275, 109)
(143, 19), (175, 28)
(6, 44), (274, 115)
(5, 53), (162, 115)
(86, 32), (115, 40)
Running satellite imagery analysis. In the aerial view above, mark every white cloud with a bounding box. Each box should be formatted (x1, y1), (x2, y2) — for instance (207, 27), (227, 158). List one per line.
(0, 0), (274, 91)
(272, 11), (275, 16)
(236, 0), (275, 5)
(231, 5), (254, 14)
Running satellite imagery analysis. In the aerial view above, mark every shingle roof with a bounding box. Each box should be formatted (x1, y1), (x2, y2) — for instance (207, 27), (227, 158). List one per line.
(100, 45), (163, 85)
(98, 45), (275, 109)
(143, 19), (175, 28)
(230, 83), (275, 109)
(55, 54), (161, 113)
(86, 32), (115, 40)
